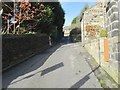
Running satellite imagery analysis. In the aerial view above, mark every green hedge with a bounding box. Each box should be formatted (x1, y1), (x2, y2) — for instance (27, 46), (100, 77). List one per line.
(2, 34), (49, 70)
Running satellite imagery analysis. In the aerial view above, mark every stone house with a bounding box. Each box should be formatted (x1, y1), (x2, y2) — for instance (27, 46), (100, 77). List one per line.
(104, 0), (120, 84)
(80, 1), (105, 45)
(80, 0), (120, 85)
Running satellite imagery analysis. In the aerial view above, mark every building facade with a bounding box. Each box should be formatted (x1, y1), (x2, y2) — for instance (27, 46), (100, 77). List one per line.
(63, 26), (70, 36)
(80, 1), (105, 44)
(80, 0), (120, 85)
(105, 0), (120, 84)
(106, 0), (119, 37)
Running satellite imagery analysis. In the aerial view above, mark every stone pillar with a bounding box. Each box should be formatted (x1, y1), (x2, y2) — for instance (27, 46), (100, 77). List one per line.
(118, 0), (120, 85)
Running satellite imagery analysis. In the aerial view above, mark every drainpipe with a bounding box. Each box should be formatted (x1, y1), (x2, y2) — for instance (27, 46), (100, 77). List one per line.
(98, 36), (101, 66)
(82, 13), (85, 47)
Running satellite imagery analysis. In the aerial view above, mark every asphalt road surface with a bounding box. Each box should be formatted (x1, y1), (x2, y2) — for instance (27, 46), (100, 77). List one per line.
(3, 36), (102, 88)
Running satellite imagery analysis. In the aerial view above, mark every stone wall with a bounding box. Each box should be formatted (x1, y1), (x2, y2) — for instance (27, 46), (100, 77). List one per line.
(85, 0), (120, 85)
(85, 36), (119, 84)
(85, 39), (100, 64)
(2, 34), (50, 71)
(118, 0), (120, 85)
(102, 36), (119, 84)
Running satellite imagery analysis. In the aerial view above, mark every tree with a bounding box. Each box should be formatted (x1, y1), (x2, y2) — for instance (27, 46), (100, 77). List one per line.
(70, 27), (81, 42)
(71, 3), (89, 31)
(45, 2), (65, 40)
(80, 3), (89, 16)
(79, 3), (89, 19)
(2, 1), (47, 34)
(71, 16), (80, 24)
(1, 0), (65, 41)
(2, 2), (14, 34)
(72, 17), (77, 24)
(84, 3), (89, 11)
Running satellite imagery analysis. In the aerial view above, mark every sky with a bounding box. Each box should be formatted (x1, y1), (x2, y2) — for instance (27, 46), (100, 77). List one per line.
(60, 1), (96, 27)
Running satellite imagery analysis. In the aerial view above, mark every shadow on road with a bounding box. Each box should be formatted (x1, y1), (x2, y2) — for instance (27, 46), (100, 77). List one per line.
(9, 62), (64, 86)
(70, 66), (100, 89)
(2, 36), (70, 89)
(41, 62), (64, 76)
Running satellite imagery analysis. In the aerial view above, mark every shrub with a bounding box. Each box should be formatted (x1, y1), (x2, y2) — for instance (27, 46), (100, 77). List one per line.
(100, 29), (108, 37)
(2, 34), (49, 70)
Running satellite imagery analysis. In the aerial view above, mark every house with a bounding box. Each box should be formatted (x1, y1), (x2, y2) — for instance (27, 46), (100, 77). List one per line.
(104, 0), (120, 84)
(80, 0), (120, 85)
(63, 26), (70, 36)
(80, 1), (105, 45)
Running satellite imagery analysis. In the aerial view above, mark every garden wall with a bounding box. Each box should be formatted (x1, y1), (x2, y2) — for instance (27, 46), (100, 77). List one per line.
(85, 36), (119, 84)
(2, 34), (50, 71)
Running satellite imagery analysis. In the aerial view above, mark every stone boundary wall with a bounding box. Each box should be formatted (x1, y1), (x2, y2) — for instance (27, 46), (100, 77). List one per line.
(2, 34), (50, 71)
(85, 36), (119, 84)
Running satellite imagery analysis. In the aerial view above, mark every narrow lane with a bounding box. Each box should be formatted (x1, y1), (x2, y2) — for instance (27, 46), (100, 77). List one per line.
(3, 37), (102, 88)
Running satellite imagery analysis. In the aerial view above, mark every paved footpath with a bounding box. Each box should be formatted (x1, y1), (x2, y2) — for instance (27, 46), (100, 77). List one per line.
(3, 40), (102, 88)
